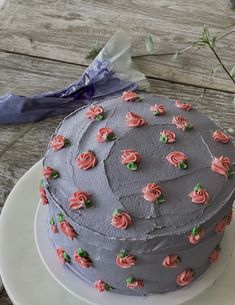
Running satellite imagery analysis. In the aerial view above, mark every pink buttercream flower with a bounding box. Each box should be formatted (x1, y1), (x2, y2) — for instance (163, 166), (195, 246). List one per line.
(126, 277), (144, 289)
(73, 248), (92, 268)
(215, 218), (226, 233)
(159, 130), (176, 144)
(166, 151), (188, 169)
(111, 209), (132, 229)
(58, 215), (78, 240)
(95, 280), (110, 292)
(225, 209), (233, 226)
(122, 91), (141, 102)
(39, 187), (48, 205)
(176, 269), (194, 287)
(175, 100), (192, 111)
(209, 246), (221, 263)
(76, 151), (96, 170)
(85, 105), (104, 120)
(172, 115), (193, 130)
(50, 134), (70, 151)
(189, 183), (209, 204)
(142, 183), (165, 204)
(69, 191), (92, 210)
(212, 130), (230, 144)
(56, 248), (71, 264)
(211, 156), (233, 178)
(126, 112), (146, 127)
(116, 249), (136, 269)
(188, 227), (205, 245)
(43, 166), (59, 179)
(162, 255), (181, 268)
(121, 149), (141, 171)
(150, 104), (165, 116)
(96, 128), (117, 143)
(50, 218), (58, 234)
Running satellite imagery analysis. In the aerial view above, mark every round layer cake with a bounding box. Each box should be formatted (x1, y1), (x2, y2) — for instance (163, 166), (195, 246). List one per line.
(42, 92), (235, 295)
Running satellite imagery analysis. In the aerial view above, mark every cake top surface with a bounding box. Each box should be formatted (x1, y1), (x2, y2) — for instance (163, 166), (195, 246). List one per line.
(43, 93), (235, 240)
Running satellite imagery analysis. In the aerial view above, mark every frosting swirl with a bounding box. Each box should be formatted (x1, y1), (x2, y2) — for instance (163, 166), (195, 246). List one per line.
(142, 183), (165, 204)
(176, 269), (194, 287)
(211, 156), (233, 178)
(212, 130), (230, 143)
(172, 115), (193, 130)
(215, 218), (226, 233)
(225, 209), (233, 225)
(160, 130), (176, 144)
(175, 100), (192, 111)
(122, 91), (141, 102)
(58, 216), (78, 240)
(56, 248), (71, 264)
(111, 209), (132, 229)
(69, 191), (91, 210)
(209, 246), (221, 263)
(50, 134), (70, 151)
(126, 277), (144, 289)
(189, 183), (209, 204)
(116, 249), (136, 269)
(96, 127), (117, 143)
(126, 112), (146, 127)
(166, 151), (188, 169)
(121, 149), (141, 164)
(73, 248), (92, 268)
(150, 104), (165, 116)
(39, 187), (48, 205)
(76, 151), (96, 170)
(162, 255), (180, 268)
(85, 105), (104, 120)
(43, 166), (59, 179)
(50, 218), (58, 234)
(188, 227), (205, 245)
(95, 280), (110, 292)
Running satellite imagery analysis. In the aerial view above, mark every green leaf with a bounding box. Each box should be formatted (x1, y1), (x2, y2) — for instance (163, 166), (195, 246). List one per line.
(230, 66), (235, 79)
(212, 64), (221, 77)
(202, 25), (210, 43)
(86, 40), (102, 60)
(171, 52), (178, 63)
(127, 162), (138, 171)
(146, 33), (154, 53)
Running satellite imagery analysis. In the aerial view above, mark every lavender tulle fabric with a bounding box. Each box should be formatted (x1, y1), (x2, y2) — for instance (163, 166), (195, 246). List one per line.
(0, 32), (149, 124)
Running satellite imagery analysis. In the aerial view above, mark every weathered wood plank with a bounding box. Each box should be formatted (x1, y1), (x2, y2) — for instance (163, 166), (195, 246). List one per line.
(0, 0), (235, 92)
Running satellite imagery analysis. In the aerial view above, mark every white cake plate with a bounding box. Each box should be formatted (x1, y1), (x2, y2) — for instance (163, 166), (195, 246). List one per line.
(0, 160), (235, 305)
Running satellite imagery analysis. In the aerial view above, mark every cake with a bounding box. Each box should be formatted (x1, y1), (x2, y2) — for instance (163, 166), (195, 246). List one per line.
(41, 91), (235, 295)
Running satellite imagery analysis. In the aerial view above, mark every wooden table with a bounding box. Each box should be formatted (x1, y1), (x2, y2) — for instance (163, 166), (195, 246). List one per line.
(0, 0), (234, 304)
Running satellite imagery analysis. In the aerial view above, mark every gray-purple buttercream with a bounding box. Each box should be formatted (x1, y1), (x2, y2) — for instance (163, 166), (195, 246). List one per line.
(43, 93), (235, 295)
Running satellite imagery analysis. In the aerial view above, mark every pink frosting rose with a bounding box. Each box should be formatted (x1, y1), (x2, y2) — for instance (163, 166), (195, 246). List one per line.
(215, 218), (226, 233)
(211, 156), (233, 178)
(116, 250), (136, 269)
(50, 135), (69, 151)
(51, 224), (58, 234)
(175, 100), (192, 111)
(76, 151), (96, 170)
(96, 128), (115, 143)
(189, 184), (209, 204)
(95, 280), (110, 292)
(56, 248), (70, 264)
(150, 104), (165, 115)
(188, 227), (205, 245)
(162, 255), (180, 268)
(59, 221), (77, 240)
(126, 277), (144, 289)
(85, 105), (104, 119)
(122, 91), (140, 102)
(142, 183), (163, 203)
(209, 247), (221, 263)
(121, 149), (141, 165)
(225, 209), (233, 226)
(172, 115), (193, 130)
(69, 191), (90, 210)
(160, 130), (176, 144)
(176, 269), (194, 287)
(43, 166), (59, 179)
(166, 151), (188, 169)
(126, 112), (146, 127)
(73, 250), (92, 269)
(39, 187), (48, 205)
(111, 209), (132, 229)
(212, 130), (230, 144)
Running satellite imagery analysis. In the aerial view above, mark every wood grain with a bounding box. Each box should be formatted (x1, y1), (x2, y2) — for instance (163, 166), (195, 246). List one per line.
(0, 0), (235, 92)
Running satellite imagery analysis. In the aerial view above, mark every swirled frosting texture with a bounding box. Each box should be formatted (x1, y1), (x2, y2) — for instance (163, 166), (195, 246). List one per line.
(44, 93), (235, 295)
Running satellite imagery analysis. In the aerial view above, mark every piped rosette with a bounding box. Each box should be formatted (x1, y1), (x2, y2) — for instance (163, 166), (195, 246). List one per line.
(43, 166), (59, 179)
(126, 112), (146, 128)
(121, 149), (141, 171)
(50, 217), (58, 234)
(211, 155), (233, 178)
(188, 183), (209, 205)
(95, 280), (111, 292)
(188, 226), (205, 245)
(175, 100), (192, 111)
(96, 127), (117, 143)
(176, 269), (194, 287)
(69, 191), (93, 210)
(39, 180), (48, 205)
(73, 248), (92, 268)
(209, 245), (221, 263)
(172, 115), (193, 131)
(162, 255), (181, 268)
(142, 183), (165, 204)
(56, 248), (71, 264)
(212, 130), (230, 144)
(126, 276), (144, 289)
(111, 209), (132, 230)
(50, 134), (71, 151)
(150, 104), (165, 116)
(57, 213), (78, 240)
(116, 249), (136, 269)
(214, 217), (227, 233)
(166, 151), (188, 169)
(76, 151), (96, 170)
(85, 105), (104, 121)
(159, 130), (176, 144)
(122, 91), (142, 102)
